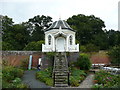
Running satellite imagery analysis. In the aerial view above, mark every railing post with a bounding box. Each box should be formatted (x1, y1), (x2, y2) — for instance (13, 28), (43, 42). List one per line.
(68, 72), (70, 86)
(53, 72), (55, 87)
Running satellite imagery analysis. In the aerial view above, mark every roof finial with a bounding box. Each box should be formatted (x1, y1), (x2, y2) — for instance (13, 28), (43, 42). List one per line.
(59, 14), (61, 20)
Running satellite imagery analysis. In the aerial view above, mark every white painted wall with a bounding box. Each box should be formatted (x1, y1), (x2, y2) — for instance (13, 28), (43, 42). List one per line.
(42, 29), (79, 52)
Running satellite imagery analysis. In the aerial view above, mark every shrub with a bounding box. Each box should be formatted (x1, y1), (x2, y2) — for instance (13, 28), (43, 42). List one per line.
(16, 83), (28, 88)
(80, 45), (86, 52)
(36, 67), (53, 86)
(69, 76), (79, 87)
(2, 66), (23, 82)
(76, 53), (91, 70)
(45, 78), (53, 86)
(85, 43), (100, 52)
(46, 52), (55, 61)
(80, 44), (99, 52)
(69, 68), (87, 87)
(108, 45), (120, 66)
(24, 40), (44, 51)
(2, 66), (27, 88)
(71, 69), (86, 77)
(20, 58), (29, 70)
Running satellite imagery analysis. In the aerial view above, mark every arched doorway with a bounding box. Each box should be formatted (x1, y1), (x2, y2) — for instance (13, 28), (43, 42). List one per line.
(56, 37), (66, 52)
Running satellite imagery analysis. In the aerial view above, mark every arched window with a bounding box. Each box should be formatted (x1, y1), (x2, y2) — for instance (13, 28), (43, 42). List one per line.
(69, 35), (72, 45)
(48, 35), (51, 45)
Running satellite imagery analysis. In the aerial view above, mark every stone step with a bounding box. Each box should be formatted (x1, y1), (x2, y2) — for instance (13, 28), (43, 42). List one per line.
(55, 72), (68, 76)
(55, 79), (67, 82)
(55, 75), (67, 78)
(54, 66), (67, 69)
(55, 78), (66, 80)
(55, 82), (67, 84)
(55, 64), (65, 65)
(54, 69), (68, 71)
(55, 77), (67, 80)
(55, 84), (68, 87)
(54, 71), (68, 73)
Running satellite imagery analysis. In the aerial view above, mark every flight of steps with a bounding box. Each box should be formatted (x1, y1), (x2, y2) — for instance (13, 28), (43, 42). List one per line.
(53, 53), (69, 87)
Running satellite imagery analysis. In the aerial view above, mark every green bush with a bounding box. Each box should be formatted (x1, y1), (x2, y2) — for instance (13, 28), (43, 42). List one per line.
(69, 68), (87, 87)
(108, 45), (120, 66)
(70, 76), (79, 87)
(80, 44), (99, 52)
(80, 45), (86, 52)
(16, 83), (28, 88)
(85, 43), (99, 52)
(24, 40), (44, 51)
(76, 53), (91, 70)
(71, 69), (86, 77)
(2, 66), (24, 82)
(2, 66), (28, 88)
(20, 58), (29, 70)
(45, 78), (53, 86)
(36, 67), (53, 86)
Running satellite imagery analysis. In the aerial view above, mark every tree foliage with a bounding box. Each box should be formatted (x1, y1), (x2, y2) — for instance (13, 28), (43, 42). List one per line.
(108, 45), (120, 66)
(2, 15), (51, 50)
(76, 53), (91, 70)
(67, 14), (120, 50)
(67, 14), (105, 45)
(2, 14), (120, 51)
(24, 40), (44, 51)
(27, 15), (52, 41)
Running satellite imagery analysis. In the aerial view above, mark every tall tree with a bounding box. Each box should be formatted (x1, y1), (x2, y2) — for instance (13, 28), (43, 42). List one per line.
(2, 16), (15, 50)
(67, 14), (105, 46)
(2, 16), (14, 41)
(2, 16), (30, 50)
(108, 45), (120, 66)
(107, 30), (120, 47)
(28, 15), (52, 41)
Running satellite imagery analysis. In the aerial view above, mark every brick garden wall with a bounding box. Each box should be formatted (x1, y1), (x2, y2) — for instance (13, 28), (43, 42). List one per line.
(2, 51), (42, 68)
(2, 51), (79, 69)
(2, 51), (110, 69)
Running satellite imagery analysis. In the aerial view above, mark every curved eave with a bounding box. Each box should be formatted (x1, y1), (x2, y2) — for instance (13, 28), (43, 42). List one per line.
(43, 20), (76, 32)
(44, 28), (76, 32)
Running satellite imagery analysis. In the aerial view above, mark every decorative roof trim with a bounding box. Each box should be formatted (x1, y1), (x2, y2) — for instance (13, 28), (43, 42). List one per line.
(44, 20), (76, 32)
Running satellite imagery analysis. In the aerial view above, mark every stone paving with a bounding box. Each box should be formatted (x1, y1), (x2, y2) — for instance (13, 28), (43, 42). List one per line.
(22, 70), (51, 88)
(79, 73), (95, 88)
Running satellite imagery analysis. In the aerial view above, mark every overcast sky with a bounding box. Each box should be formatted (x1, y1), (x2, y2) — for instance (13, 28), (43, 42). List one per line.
(0, 0), (119, 30)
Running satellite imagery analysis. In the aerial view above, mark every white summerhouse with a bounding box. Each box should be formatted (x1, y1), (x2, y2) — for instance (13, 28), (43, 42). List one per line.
(42, 19), (79, 52)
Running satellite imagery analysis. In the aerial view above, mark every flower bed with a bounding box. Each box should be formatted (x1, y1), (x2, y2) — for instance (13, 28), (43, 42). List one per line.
(2, 66), (28, 88)
(69, 67), (87, 87)
(36, 67), (53, 86)
(93, 70), (120, 88)
(36, 67), (87, 87)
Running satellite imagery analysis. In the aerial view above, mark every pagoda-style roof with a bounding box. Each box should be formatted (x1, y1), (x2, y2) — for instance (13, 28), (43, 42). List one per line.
(44, 20), (75, 32)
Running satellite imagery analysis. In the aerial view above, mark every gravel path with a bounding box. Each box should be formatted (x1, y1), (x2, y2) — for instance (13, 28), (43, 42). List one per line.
(22, 70), (51, 88)
(79, 73), (95, 88)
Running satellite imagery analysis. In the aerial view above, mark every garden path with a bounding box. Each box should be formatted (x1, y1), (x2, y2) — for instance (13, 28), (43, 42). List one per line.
(78, 73), (95, 88)
(22, 70), (95, 88)
(22, 70), (51, 88)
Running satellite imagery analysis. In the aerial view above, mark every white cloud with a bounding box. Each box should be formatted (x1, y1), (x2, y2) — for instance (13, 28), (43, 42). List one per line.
(0, 0), (119, 30)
